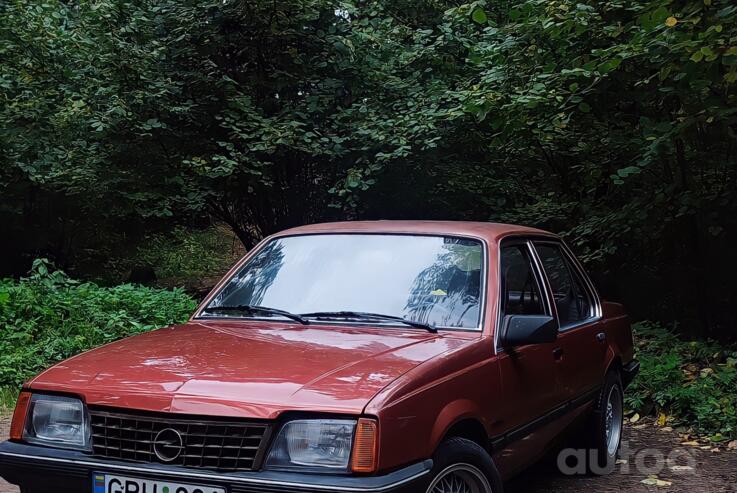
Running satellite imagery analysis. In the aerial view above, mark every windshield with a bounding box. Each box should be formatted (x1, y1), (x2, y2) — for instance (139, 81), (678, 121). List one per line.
(203, 234), (484, 329)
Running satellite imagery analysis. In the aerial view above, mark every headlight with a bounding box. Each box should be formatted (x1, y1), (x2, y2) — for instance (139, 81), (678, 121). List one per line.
(22, 394), (90, 450)
(265, 419), (356, 472)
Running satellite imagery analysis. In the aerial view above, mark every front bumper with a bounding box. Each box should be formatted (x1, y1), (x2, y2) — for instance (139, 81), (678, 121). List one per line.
(0, 441), (432, 493)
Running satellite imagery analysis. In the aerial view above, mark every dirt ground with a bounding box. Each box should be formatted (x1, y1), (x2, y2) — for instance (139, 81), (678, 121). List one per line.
(1, 414), (735, 493)
(506, 420), (737, 492)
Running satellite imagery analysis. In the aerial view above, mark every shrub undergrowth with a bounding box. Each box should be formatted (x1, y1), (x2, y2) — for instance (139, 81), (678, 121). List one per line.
(103, 225), (242, 288)
(626, 322), (737, 441)
(0, 260), (196, 408)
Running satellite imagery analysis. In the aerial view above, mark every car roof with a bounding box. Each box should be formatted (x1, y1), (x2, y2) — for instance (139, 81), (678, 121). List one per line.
(274, 220), (554, 243)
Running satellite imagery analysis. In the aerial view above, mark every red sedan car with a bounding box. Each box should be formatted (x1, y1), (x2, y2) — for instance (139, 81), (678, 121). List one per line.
(0, 221), (638, 493)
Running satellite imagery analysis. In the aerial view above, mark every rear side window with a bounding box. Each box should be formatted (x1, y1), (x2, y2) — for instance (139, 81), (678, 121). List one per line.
(500, 245), (546, 317)
(534, 243), (593, 327)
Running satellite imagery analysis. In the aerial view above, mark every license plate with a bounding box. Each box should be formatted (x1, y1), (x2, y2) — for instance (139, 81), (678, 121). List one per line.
(93, 473), (226, 493)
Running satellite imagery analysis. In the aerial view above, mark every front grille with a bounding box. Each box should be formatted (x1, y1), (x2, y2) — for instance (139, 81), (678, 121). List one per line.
(89, 409), (271, 471)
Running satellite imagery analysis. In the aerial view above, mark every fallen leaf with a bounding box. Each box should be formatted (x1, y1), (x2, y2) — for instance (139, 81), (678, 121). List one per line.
(670, 465), (694, 472)
(641, 476), (673, 487)
(681, 441), (700, 446)
(616, 459), (628, 465)
(665, 16), (678, 27)
(661, 426), (673, 432)
(728, 440), (737, 450)
(630, 413), (641, 423)
(657, 413), (667, 426)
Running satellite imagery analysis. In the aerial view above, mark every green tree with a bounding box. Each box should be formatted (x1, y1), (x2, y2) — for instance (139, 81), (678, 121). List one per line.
(1, 0), (444, 251)
(341, 0), (737, 336)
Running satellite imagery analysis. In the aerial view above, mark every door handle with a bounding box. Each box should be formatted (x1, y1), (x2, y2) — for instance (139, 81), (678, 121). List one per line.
(596, 332), (606, 343)
(553, 347), (564, 360)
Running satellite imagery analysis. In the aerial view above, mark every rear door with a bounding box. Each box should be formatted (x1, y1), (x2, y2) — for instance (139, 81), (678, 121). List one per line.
(532, 241), (607, 404)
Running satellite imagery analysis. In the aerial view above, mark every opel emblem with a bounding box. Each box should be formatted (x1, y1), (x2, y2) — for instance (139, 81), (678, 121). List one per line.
(153, 428), (184, 462)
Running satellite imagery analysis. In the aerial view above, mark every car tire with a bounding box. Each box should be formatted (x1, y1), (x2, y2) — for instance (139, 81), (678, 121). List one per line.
(425, 437), (503, 493)
(586, 369), (624, 474)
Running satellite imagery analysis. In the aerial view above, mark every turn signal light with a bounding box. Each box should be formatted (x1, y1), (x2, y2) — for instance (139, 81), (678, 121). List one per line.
(10, 391), (31, 440)
(351, 418), (378, 473)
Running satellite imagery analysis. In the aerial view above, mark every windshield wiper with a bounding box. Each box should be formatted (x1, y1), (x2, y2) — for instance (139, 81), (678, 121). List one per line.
(300, 311), (437, 334)
(202, 305), (309, 325)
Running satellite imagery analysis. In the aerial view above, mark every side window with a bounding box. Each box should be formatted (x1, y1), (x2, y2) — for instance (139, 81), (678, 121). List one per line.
(534, 243), (593, 327)
(500, 245), (546, 317)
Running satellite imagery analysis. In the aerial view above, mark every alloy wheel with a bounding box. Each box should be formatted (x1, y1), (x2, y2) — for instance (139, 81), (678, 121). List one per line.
(605, 384), (623, 456)
(427, 463), (493, 493)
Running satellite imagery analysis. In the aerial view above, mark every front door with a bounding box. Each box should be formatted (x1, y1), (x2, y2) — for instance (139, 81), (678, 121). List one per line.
(493, 240), (563, 474)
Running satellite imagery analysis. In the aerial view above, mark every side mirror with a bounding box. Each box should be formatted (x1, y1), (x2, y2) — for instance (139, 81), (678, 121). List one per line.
(502, 315), (558, 348)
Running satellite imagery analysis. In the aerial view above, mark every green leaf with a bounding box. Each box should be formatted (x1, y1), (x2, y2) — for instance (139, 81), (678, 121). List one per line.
(617, 166), (641, 177)
(346, 175), (360, 188)
(598, 58), (622, 74)
(471, 8), (488, 25)
(582, 61), (597, 71)
(578, 102), (591, 113)
(717, 6), (737, 18)
(651, 6), (670, 25)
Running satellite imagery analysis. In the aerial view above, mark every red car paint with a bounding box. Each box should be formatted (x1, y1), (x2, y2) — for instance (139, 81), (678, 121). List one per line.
(24, 221), (636, 480)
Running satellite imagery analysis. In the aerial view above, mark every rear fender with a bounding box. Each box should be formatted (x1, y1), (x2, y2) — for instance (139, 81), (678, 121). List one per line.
(600, 301), (634, 378)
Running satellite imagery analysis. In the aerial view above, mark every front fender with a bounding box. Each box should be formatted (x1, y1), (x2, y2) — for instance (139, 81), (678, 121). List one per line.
(429, 398), (487, 452)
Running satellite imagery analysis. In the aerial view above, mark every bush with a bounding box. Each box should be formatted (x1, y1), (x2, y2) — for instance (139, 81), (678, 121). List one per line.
(102, 225), (243, 289)
(0, 259), (196, 407)
(626, 322), (737, 440)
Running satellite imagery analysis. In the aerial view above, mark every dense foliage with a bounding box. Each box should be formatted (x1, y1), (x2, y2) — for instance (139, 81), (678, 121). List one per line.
(627, 322), (737, 439)
(102, 225), (244, 290)
(0, 260), (196, 403)
(351, 0), (737, 336)
(2, 0), (736, 336)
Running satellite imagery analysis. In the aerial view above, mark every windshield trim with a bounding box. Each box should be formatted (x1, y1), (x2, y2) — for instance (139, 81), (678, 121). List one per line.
(193, 232), (488, 332)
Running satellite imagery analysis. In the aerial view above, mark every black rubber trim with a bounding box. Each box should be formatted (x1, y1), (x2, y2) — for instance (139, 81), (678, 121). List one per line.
(571, 386), (602, 409)
(621, 360), (640, 389)
(489, 385), (601, 451)
(0, 441), (431, 493)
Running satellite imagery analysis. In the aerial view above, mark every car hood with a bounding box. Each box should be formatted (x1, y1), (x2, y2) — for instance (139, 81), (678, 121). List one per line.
(29, 320), (472, 419)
